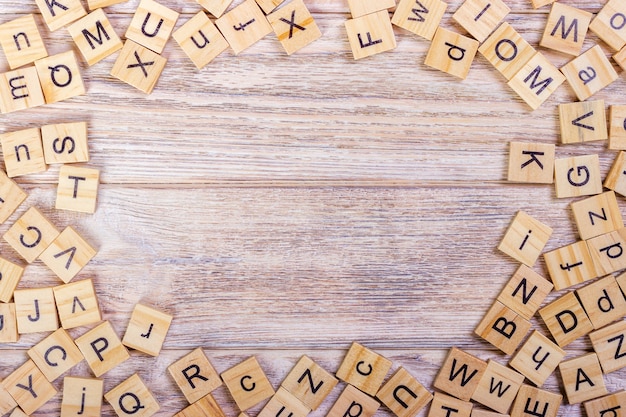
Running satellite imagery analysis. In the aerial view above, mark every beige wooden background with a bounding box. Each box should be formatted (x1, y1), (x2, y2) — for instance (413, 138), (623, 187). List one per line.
(1, 0), (626, 415)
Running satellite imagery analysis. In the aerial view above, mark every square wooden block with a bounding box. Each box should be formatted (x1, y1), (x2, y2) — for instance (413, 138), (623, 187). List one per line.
(0, 66), (45, 113)
(88, 0), (126, 10)
(578, 275), (626, 330)
(75, 320), (130, 377)
(572, 191), (623, 240)
(34, 0), (86, 31)
(559, 353), (606, 404)
(0, 170), (27, 225)
(0, 128), (46, 178)
(433, 347), (487, 401)
(540, 2), (591, 56)
(0, 303), (19, 343)
(68, 9), (123, 66)
(618, 269), (626, 294)
(427, 392), (472, 417)
(110, 40), (167, 94)
(173, 12), (229, 69)
(507, 52), (565, 110)
(1, 360), (57, 415)
(55, 165), (100, 214)
(28, 327), (84, 381)
(123, 303), (173, 356)
(53, 278), (101, 329)
(327, 385), (380, 417)
(3, 206), (60, 263)
(479, 22), (536, 81)
(560, 45), (618, 101)
(0, 380), (17, 416)
(174, 393), (226, 417)
(216, 0), (272, 55)
(609, 106), (626, 150)
(347, 0), (395, 18)
(474, 300), (532, 355)
(196, 0), (233, 18)
(613, 44), (626, 71)
(539, 291), (594, 347)
(584, 391), (626, 417)
(497, 211), (552, 267)
(509, 330), (566, 387)
(0, 14), (48, 69)
(61, 377), (104, 417)
(554, 154), (602, 199)
(336, 342), (392, 396)
(586, 230), (626, 276)
(0, 256), (25, 303)
(589, 320), (626, 374)
(559, 100), (607, 144)
(345, 10), (396, 60)
(221, 356), (275, 411)
(496, 264), (553, 320)
(105, 374), (160, 417)
(452, 0), (510, 42)
(168, 348), (222, 404)
(425, 27), (478, 79)
(41, 121), (90, 164)
(471, 359), (524, 414)
(125, 0), (179, 54)
(377, 366), (432, 417)
(256, 0), (287, 14)
(39, 226), (97, 283)
(392, 0), (446, 41)
(544, 240), (597, 290)
(590, 0), (626, 51)
(268, 0), (322, 55)
(258, 387), (310, 417)
(280, 355), (338, 411)
(509, 385), (561, 417)
(35, 50), (86, 104)
(13, 286), (59, 334)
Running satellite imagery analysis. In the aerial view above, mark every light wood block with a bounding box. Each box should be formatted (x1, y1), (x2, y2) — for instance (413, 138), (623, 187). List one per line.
(74, 321), (130, 377)
(427, 392), (472, 417)
(1, 359), (57, 415)
(530, 0), (554, 9)
(497, 211), (552, 267)
(452, 0), (510, 42)
(197, 0), (232, 18)
(110, 40), (167, 94)
(34, 0), (86, 31)
(609, 106), (626, 150)
(544, 240), (598, 291)
(613, 44), (626, 71)
(345, 10), (396, 60)
(496, 264), (553, 320)
(61, 376), (104, 417)
(0, 66), (45, 113)
(0, 15), (48, 69)
(35, 50), (86, 104)
(559, 352), (607, 404)
(41, 121), (89, 164)
(172, 12), (228, 70)
(336, 342), (392, 396)
(215, 0), (272, 55)
(221, 356), (275, 411)
(584, 391), (626, 417)
(507, 52), (565, 110)
(39, 226), (97, 283)
(425, 27), (478, 79)
(589, 0), (626, 51)
(0, 170), (27, 225)
(472, 411), (508, 417)
(479, 22), (536, 81)
(618, 269), (626, 294)
(474, 300), (532, 355)
(3, 206), (59, 263)
(509, 330), (566, 387)
(0, 128), (46, 178)
(587, 229), (626, 276)
(376, 366), (432, 417)
(105, 373), (160, 417)
(539, 291), (594, 347)
(122, 303), (173, 356)
(67, 9), (123, 66)
(560, 45), (618, 102)
(347, 0), (396, 18)
(509, 385), (561, 417)
(589, 319), (626, 374)
(9, 408), (28, 417)
(87, 0), (126, 11)
(471, 359), (524, 414)
(55, 165), (100, 214)
(554, 154), (602, 199)
(53, 278), (101, 329)
(13, 287), (59, 334)
(125, 0), (179, 54)
(27, 327), (84, 382)
(392, 0), (446, 41)
(0, 257), (25, 303)
(0, 381), (17, 417)
(280, 355), (338, 411)
(168, 348), (222, 404)
(327, 385), (380, 417)
(268, 0), (322, 56)
(256, 0), (287, 14)
(258, 387), (310, 417)
(433, 347), (487, 401)
(174, 393), (226, 417)
(572, 191), (623, 241)
(0, 303), (18, 343)
(540, 2), (591, 56)
(559, 100), (607, 144)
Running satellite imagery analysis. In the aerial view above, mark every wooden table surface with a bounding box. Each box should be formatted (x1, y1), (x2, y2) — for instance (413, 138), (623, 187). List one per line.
(1, 0), (625, 415)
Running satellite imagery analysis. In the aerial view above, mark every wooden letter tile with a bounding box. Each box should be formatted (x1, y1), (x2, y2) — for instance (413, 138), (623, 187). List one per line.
(572, 191), (623, 240)
(196, 0), (233, 18)
(509, 330), (566, 387)
(471, 411), (507, 417)
(105, 374), (160, 417)
(0, 127), (47, 178)
(174, 393), (226, 417)
(558, 353), (606, 404)
(497, 211), (552, 266)
(0, 381), (17, 416)
(589, 0), (626, 51)
(586, 230), (626, 276)
(559, 100), (607, 144)
(590, 318), (626, 374)
(74, 320), (130, 377)
(479, 22), (536, 80)
(13, 287), (59, 334)
(61, 377), (104, 417)
(55, 165), (100, 214)
(452, 0), (510, 42)
(496, 264), (553, 320)
(392, 0), (447, 41)
(41, 121), (89, 164)
(0, 66), (45, 113)
(110, 40), (167, 94)
(584, 391), (626, 417)
(613, 45), (626, 72)
(3, 207), (59, 263)
(560, 45), (618, 102)
(539, 291), (594, 347)
(507, 52), (565, 110)
(172, 12), (229, 69)
(258, 387), (310, 417)
(35, 51), (86, 104)
(427, 392), (472, 417)
(1, 359), (57, 415)
(474, 300), (532, 355)
(9, 408), (28, 417)
(39, 226), (97, 283)
(376, 366), (432, 417)
(347, 0), (396, 18)
(53, 278), (101, 329)
(471, 359), (524, 414)
(336, 342), (392, 396)
(509, 385), (561, 417)
(554, 154), (602, 199)
(544, 240), (597, 290)
(0, 15), (48, 69)
(425, 27), (478, 79)
(280, 355), (338, 411)
(0, 171), (27, 225)
(34, 0), (86, 31)
(268, 0), (322, 55)
(67, 9), (123, 66)
(125, 0), (179, 54)
(327, 385), (380, 417)
(168, 347), (222, 404)
(221, 356), (275, 411)
(122, 303), (173, 356)
(88, 0), (126, 11)
(345, 10), (397, 60)
(0, 302), (19, 343)
(433, 347), (487, 401)
(28, 327), (84, 381)
(216, 0), (272, 55)
(609, 106), (626, 150)
(256, 0), (287, 15)
(540, 2), (591, 56)
(0, 257), (25, 303)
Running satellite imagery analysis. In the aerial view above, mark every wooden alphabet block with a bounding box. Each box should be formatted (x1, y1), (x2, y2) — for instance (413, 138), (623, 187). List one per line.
(509, 385), (561, 417)
(258, 387), (310, 417)
(586, 230), (626, 276)
(256, 0), (287, 15)
(35, 51), (86, 104)
(376, 367), (432, 417)
(496, 264), (553, 320)
(125, 0), (179, 54)
(540, 2), (591, 56)
(497, 211), (552, 267)
(584, 391), (626, 417)
(543, 240), (597, 291)
(560, 45), (618, 102)
(508, 142), (559, 183)
(559, 100), (607, 144)
(618, 269), (626, 294)
(530, 0), (554, 9)
(1, 360), (57, 415)
(613, 44), (626, 71)
(105, 373), (160, 417)
(472, 411), (508, 417)
(589, 319), (626, 374)
(0, 171), (27, 225)
(433, 347), (487, 401)
(280, 355), (338, 411)
(215, 0), (272, 55)
(572, 191), (623, 240)
(589, 0), (626, 51)
(609, 106), (626, 150)
(13, 287), (59, 334)
(559, 353), (607, 404)
(67, 9), (123, 66)
(471, 359), (524, 414)
(172, 12), (229, 69)
(168, 348), (222, 404)
(61, 377), (104, 417)
(122, 303), (173, 356)
(0, 302), (19, 343)
(87, 0), (126, 11)
(0, 257), (24, 303)
(0, 128), (47, 178)
(452, 0), (510, 42)
(392, 0), (447, 41)
(221, 356), (275, 411)
(0, 66), (45, 113)
(479, 23), (536, 81)
(35, 0), (86, 31)
(0, 15), (48, 69)
(0, 381), (17, 416)
(347, 0), (396, 18)
(554, 154), (602, 199)
(174, 393), (226, 417)
(474, 300), (532, 355)
(53, 278), (101, 329)
(509, 330), (566, 387)
(345, 10), (397, 60)
(196, 0), (233, 18)
(39, 226), (97, 283)
(110, 40), (167, 94)
(327, 385), (380, 417)
(9, 408), (28, 417)
(3, 207), (59, 263)
(41, 121), (89, 164)
(507, 52), (565, 110)
(336, 342), (392, 396)
(427, 392), (472, 417)
(425, 27), (478, 79)
(268, 0), (322, 55)
(28, 327), (84, 381)
(74, 320), (130, 377)
(539, 291), (594, 347)
(55, 165), (100, 214)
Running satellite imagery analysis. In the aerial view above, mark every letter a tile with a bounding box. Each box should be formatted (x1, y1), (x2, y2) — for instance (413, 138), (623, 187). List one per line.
(560, 45), (618, 101)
